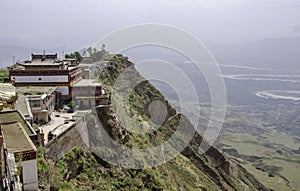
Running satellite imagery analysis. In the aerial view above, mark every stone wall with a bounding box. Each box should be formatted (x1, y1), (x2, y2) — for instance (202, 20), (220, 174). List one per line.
(45, 114), (89, 161)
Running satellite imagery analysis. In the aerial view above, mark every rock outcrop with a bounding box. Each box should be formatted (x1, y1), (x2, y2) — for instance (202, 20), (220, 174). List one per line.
(94, 54), (270, 190)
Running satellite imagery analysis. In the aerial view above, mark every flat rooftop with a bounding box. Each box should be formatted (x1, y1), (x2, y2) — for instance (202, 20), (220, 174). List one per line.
(15, 86), (56, 118)
(72, 79), (102, 87)
(16, 86), (57, 96)
(0, 111), (35, 135)
(15, 95), (31, 118)
(1, 122), (36, 153)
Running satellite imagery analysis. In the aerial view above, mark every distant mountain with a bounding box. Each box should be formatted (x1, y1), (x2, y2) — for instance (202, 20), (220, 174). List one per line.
(120, 36), (300, 71)
(1, 36), (299, 71)
(0, 45), (74, 67)
(0, 45), (37, 67)
(207, 37), (300, 70)
(0, 37), (92, 68)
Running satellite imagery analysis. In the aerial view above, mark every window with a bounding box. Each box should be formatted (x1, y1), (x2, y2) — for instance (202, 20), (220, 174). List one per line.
(31, 100), (40, 108)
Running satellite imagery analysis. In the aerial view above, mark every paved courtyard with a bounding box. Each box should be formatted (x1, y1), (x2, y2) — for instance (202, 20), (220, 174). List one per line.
(40, 111), (75, 143)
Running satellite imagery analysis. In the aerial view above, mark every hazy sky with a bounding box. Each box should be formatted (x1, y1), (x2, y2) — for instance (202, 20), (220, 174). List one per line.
(1, 0), (300, 45)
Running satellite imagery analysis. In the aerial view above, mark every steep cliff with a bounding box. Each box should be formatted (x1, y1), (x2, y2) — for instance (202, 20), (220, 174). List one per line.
(93, 54), (269, 190)
(39, 54), (269, 191)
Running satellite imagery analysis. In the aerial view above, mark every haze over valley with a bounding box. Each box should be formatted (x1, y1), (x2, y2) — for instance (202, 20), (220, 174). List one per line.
(1, 0), (300, 190)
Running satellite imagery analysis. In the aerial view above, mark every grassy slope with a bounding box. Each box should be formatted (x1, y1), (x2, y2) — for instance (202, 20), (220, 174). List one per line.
(38, 54), (268, 191)
(97, 54), (268, 190)
(39, 146), (221, 191)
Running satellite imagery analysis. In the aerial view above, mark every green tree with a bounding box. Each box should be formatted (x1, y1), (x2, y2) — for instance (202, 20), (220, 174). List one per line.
(74, 51), (83, 62)
(0, 68), (8, 82)
(65, 51), (83, 62)
(87, 47), (93, 56)
(64, 54), (72, 58)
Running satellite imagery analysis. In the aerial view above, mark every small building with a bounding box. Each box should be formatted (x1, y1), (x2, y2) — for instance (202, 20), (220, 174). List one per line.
(80, 56), (92, 64)
(0, 111), (38, 191)
(16, 86), (58, 125)
(79, 64), (91, 79)
(79, 61), (112, 81)
(8, 53), (82, 96)
(72, 79), (109, 109)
